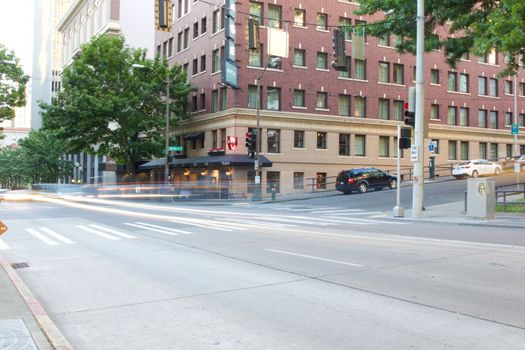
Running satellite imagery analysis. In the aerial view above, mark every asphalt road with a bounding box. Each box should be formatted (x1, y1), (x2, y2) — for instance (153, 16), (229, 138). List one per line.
(1, 186), (524, 349)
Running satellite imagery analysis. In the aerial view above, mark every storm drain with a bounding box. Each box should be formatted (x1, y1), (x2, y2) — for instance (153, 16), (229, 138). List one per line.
(10, 262), (29, 269)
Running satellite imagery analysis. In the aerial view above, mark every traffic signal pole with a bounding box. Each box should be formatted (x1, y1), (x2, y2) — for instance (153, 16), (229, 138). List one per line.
(412, 0), (425, 218)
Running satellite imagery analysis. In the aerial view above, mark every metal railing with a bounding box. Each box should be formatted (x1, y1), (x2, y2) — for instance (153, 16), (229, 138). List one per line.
(496, 183), (525, 211)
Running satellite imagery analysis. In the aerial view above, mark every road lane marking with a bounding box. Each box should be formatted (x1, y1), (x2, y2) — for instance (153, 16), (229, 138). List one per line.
(88, 225), (137, 239)
(169, 218), (238, 231)
(26, 228), (59, 246)
(124, 222), (179, 235)
(257, 216), (337, 226)
(0, 239), (10, 250)
(40, 227), (75, 244)
(75, 225), (120, 240)
(265, 248), (366, 267)
(133, 222), (192, 234)
(215, 217), (295, 228)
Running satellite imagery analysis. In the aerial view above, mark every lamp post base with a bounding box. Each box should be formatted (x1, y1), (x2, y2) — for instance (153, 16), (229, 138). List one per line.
(393, 206), (405, 217)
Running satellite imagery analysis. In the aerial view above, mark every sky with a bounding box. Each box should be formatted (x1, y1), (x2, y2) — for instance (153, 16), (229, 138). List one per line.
(0, 1), (35, 74)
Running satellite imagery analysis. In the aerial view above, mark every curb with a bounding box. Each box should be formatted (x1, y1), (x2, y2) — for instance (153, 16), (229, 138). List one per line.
(0, 253), (74, 350)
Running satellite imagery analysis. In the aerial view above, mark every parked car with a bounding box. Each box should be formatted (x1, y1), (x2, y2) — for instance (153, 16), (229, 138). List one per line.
(452, 159), (502, 179)
(336, 167), (397, 194)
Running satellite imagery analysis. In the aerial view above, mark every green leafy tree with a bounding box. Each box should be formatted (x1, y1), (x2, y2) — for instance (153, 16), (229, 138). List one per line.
(40, 34), (192, 177)
(0, 45), (29, 130)
(0, 146), (25, 189)
(355, 0), (525, 75)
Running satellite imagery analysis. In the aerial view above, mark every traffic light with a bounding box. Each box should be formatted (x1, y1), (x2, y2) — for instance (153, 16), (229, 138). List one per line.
(227, 136), (238, 150)
(399, 127), (412, 149)
(245, 130), (257, 158)
(404, 86), (416, 127)
(247, 17), (260, 50)
(332, 29), (347, 71)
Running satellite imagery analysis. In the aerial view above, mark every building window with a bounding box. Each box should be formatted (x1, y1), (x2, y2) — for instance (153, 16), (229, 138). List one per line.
(212, 130), (217, 149)
(430, 139), (440, 154)
(211, 90), (219, 112)
(521, 113), (525, 127)
(355, 135), (366, 156)
(316, 173), (327, 189)
(339, 133), (350, 156)
(378, 98), (389, 120)
(294, 130), (304, 148)
(248, 45), (263, 67)
(183, 28), (189, 49)
(520, 83), (525, 96)
(478, 109), (487, 128)
(267, 129), (280, 153)
(447, 106), (457, 125)
(505, 80), (513, 94)
(316, 52), (328, 70)
(293, 49), (305, 67)
(489, 78), (498, 97)
(200, 93), (206, 110)
(316, 13), (328, 30)
(248, 85), (259, 109)
(489, 111), (498, 129)
(505, 112), (512, 126)
(339, 17), (351, 40)
(393, 64), (404, 85)
(268, 4), (282, 28)
(393, 100), (403, 121)
(200, 54), (206, 72)
(460, 141), (469, 160)
(249, 1), (263, 23)
(212, 49), (220, 73)
(506, 144), (513, 158)
(177, 32), (183, 52)
(338, 94), (351, 116)
(201, 17), (207, 34)
(431, 69), (440, 84)
(379, 62), (390, 83)
(379, 136), (390, 157)
(168, 38), (173, 56)
(293, 172), (304, 190)
(490, 143), (498, 160)
(267, 87), (281, 110)
(293, 89), (305, 107)
(479, 142), (487, 159)
(191, 95), (198, 112)
(193, 21), (199, 39)
(354, 96), (366, 117)
(355, 59), (366, 80)
(316, 132), (327, 149)
(355, 20), (367, 42)
(379, 34), (390, 46)
(448, 141), (457, 160)
(478, 76), (487, 95)
(294, 9), (305, 27)
(448, 72), (457, 91)
(338, 56), (351, 78)
(192, 58), (198, 75)
(430, 104), (440, 119)
(316, 92), (328, 109)
(459, 107), (469, 126)
(220, 87), (227, 111)
(266, 171), (280, 193)
(459, 73), (469, 93)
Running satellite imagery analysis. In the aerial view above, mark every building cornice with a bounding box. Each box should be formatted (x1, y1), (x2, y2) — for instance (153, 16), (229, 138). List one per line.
(57, 0), (86, 32)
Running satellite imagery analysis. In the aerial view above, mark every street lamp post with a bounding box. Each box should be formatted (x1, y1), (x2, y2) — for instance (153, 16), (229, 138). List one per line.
(132, 64), (171, 188)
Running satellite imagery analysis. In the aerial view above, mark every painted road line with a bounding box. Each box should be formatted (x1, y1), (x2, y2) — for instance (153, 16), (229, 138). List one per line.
(309, 209), (366, 214)
(133, 222), (192, 234)
(288, 216), (373, 226)
(216, 217), (296, 228)
(265, 248), (366, 267)
(89, 225), (137, 239)
(124, 222), (179, 235)
(169, 218), (239, 232)
(26, 228), (59, 246)
(0, 239), (10, 250)
(325, 211), (384, 216)
(256, 216), (338, 226)
(40, 227), (75, 244)
(75, 225), (120, 240)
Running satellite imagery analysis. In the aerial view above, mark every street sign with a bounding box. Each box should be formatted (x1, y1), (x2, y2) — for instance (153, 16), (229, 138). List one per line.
(428, 141), (435, 154)
(515, 163), (521, 173)
(168, 146), (183, 151)
(254, 175), (261, 184)
(511, 123), (519, 135)
(0, 221), (7, 235)
(410, 145), (418, 162)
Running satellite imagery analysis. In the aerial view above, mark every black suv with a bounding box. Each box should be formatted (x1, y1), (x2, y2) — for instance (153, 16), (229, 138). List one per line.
(335, 168), (397, 194)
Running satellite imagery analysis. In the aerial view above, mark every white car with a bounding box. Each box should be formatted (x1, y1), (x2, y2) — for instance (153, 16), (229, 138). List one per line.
(452, 159), (502, 179)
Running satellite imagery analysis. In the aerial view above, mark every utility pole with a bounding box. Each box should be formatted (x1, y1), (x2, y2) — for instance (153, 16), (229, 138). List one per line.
(412, 0), (425, 218)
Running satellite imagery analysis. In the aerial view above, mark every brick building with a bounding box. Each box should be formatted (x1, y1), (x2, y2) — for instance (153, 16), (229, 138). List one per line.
(152, 0), (525, 196)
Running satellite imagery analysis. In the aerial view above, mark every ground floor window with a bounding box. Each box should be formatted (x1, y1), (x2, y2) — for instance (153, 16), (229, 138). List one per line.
(506, 144), (513, 158)
(355, 135), (366, 156)
(379, 136), (390, 157)
(479, 143), (487, 159)
(339, 133), (350, 155)
(448, 141), (457, 160)
(489, 143), (498, 160)
(316, 172), (326, 189)
(460, 141), (469, 160)
(293, 172), (304, 190)
(266, 171), (280, 193)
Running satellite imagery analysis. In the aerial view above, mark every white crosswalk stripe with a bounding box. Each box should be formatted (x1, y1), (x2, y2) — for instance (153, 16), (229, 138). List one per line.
(133, 222), (192, 234)
(26, 228), (59, 246)
(88, 225), (137, 239)
(76, 225), (120, 240)
(0, 238), (10, 250)
(40, 227), (75, 244)
(215, 217), (295, 228)
(124, 222), (179, 235)
(170, 218), (245, 231)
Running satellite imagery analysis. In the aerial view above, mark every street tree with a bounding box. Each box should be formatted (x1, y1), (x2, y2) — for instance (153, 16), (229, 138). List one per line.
(355, 0), (525, 75)
(0, 45), (29, 129)
(40, 34), (192, 178)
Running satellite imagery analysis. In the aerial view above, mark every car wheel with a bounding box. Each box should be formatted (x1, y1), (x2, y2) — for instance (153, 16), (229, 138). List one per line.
(495, 168), (501, 175)
(388, 178), (398, 189)
(358, 182), (368, 193)
(471, 170), (479, 178)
